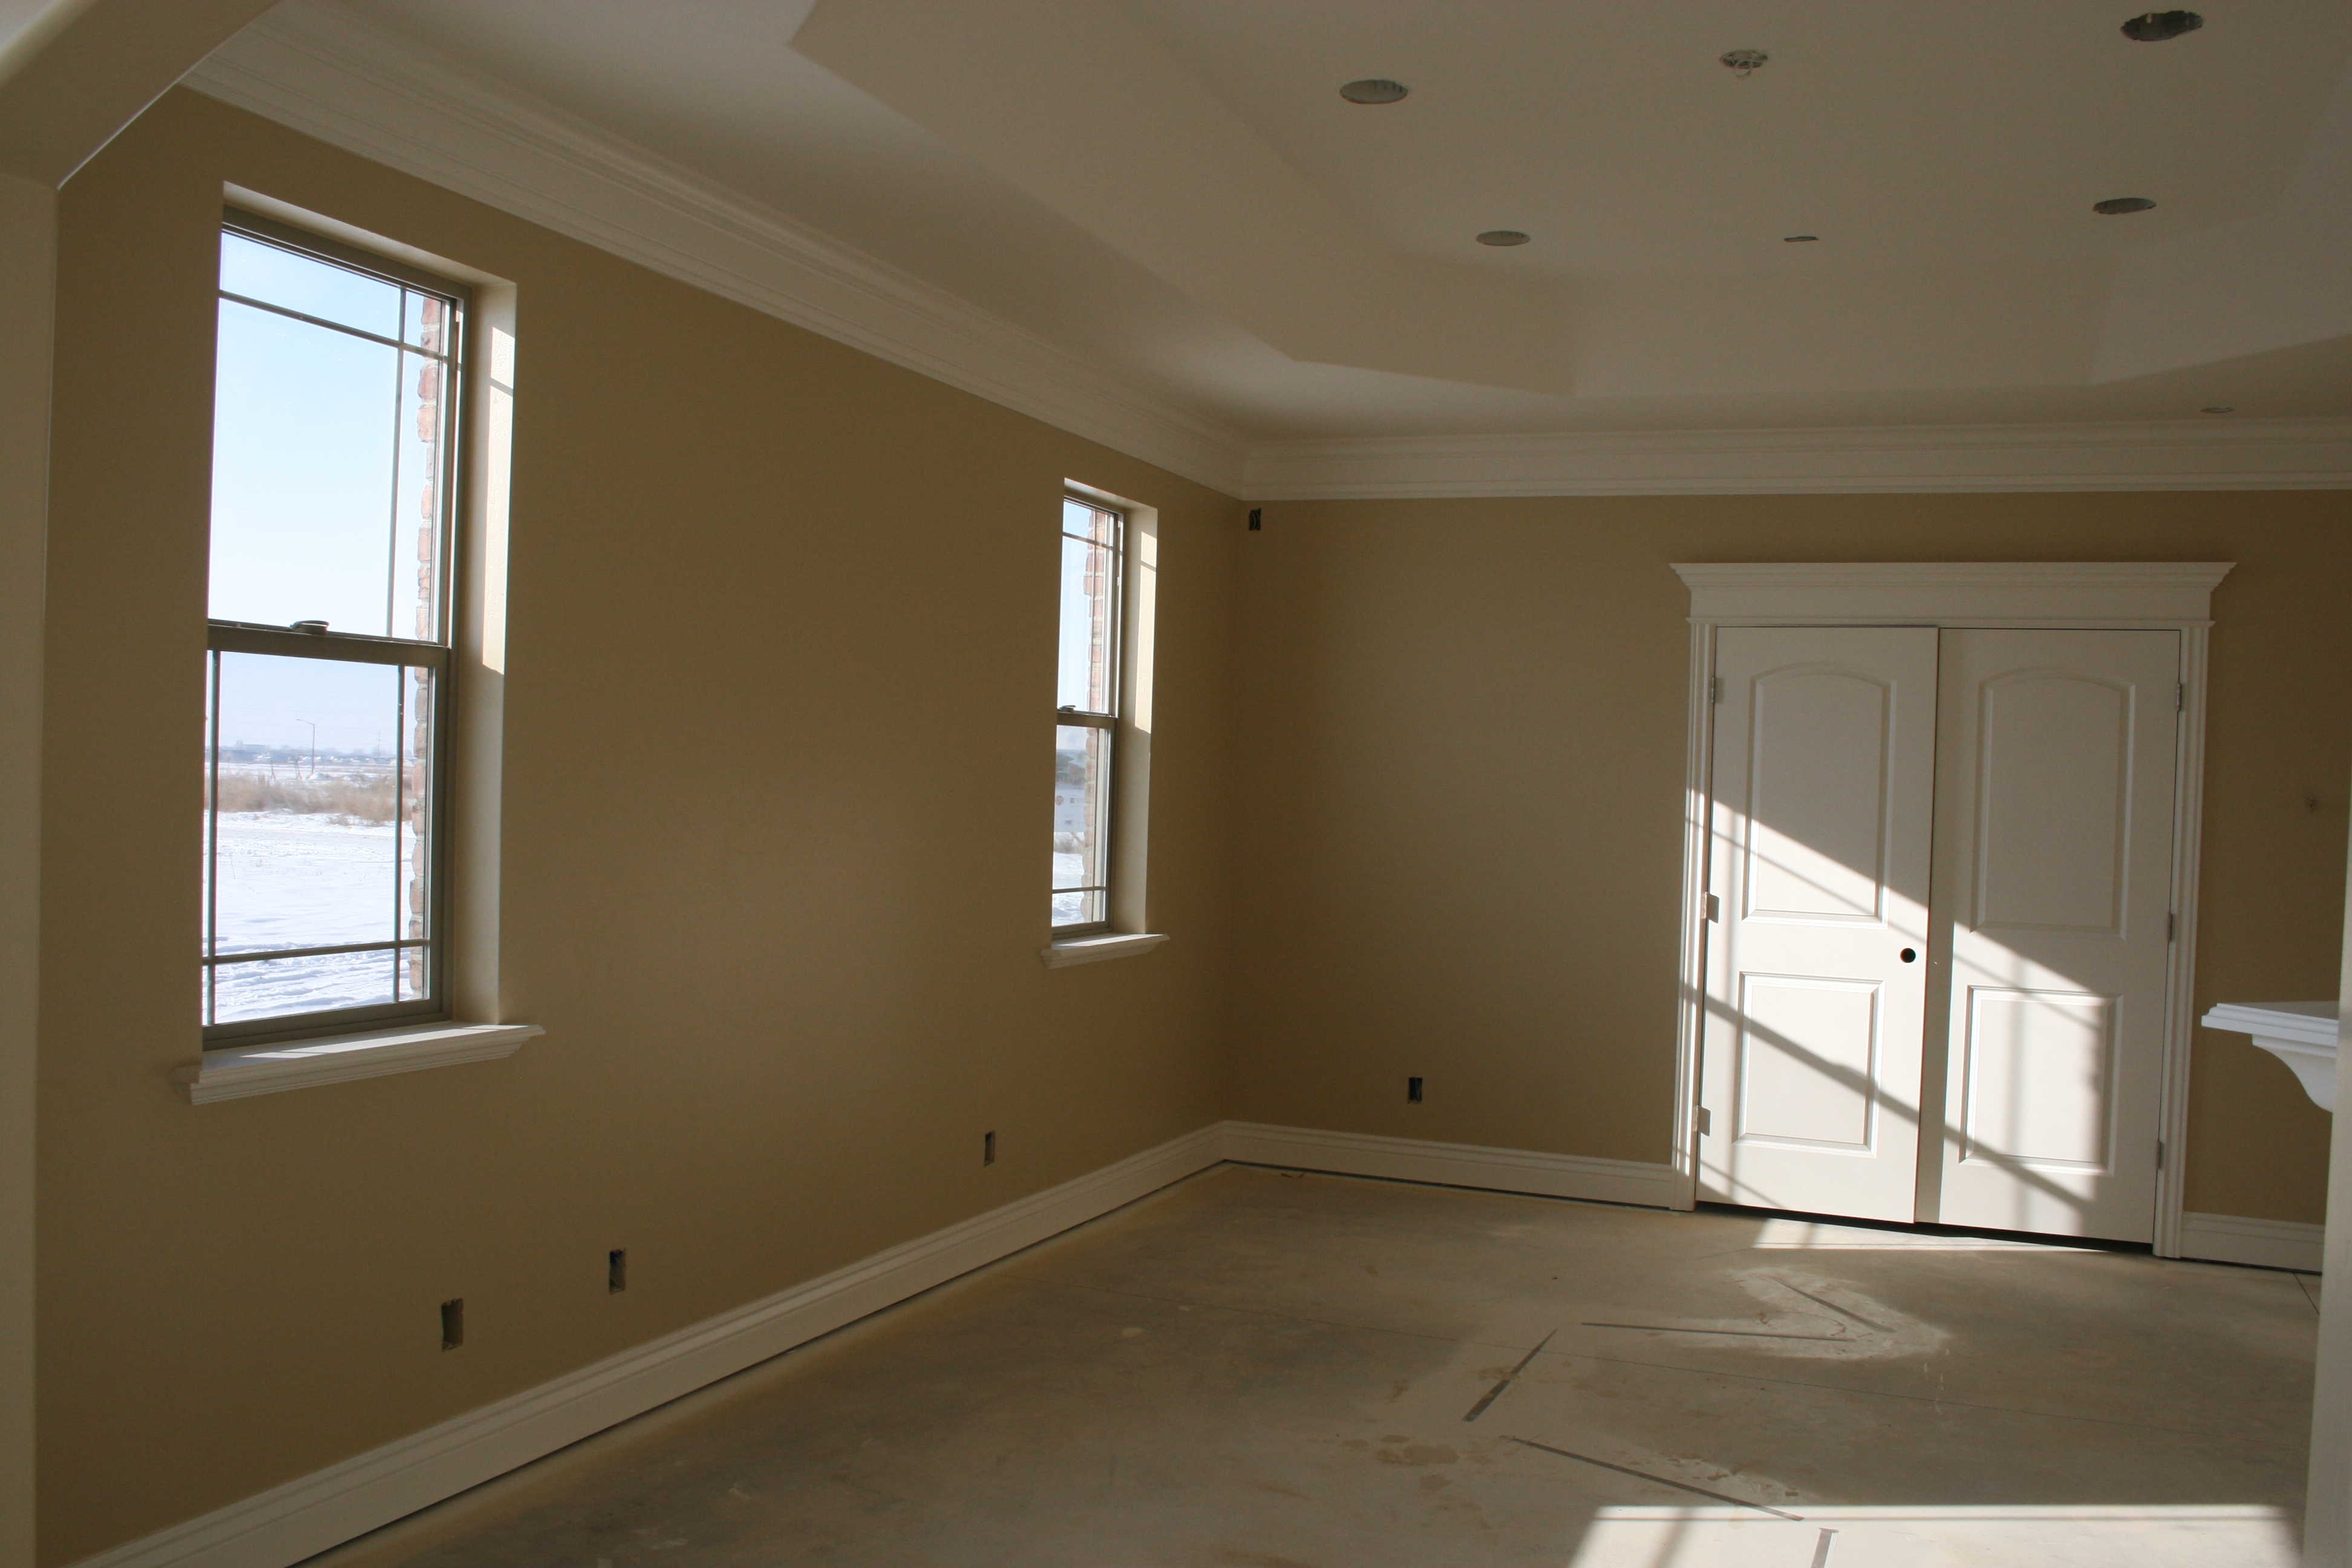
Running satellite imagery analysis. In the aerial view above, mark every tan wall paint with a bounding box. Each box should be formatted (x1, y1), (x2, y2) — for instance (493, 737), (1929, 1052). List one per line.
(1, 166), (56, 1568)
(1230, 492), (2352, 1224)
(38, 90), (1238, 1564)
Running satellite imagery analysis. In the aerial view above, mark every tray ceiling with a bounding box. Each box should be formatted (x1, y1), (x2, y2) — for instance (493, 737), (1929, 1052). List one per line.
(206, 0), (2352, 463)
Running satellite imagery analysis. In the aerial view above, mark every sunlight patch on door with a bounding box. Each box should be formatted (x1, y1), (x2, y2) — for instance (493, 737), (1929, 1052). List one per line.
(1743, 668), (1894, 926)
(1736, 974), (1881, 1151)
(1961, 988), (2118, 1171)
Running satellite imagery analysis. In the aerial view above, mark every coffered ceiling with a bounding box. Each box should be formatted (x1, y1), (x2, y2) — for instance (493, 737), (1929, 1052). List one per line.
(191, 0), (2352, 489)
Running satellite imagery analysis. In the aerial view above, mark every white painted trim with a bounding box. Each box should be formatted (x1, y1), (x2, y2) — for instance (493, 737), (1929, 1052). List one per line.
(2203, 1002), (2343, 1050)
(181, 6), (1248, 497)
(1668, 618), (1715, 1213)
(2179, 1212), (2325, 1273)
(2155, 623), (2214, 1256)
(1223, 1121), (1680, 1209)
(1670, 565), (2225, 1256)
(1243, 419), (2352, 500)
(68, 1122), (1229, 1568)
(1670, 561), (2235, 625)
(2304, 849), (2352, 1566)
(178, 13), (2352, 501)
(171, 1022), (544, 1103)
(45, 1120), (1746, 1568)
(1040, 932), (1169, 969)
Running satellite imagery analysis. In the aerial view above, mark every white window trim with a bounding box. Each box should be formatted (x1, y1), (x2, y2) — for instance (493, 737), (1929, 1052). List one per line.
(1666, 561), (2233, 1261)
(172, 1021), (543, 1103)
(1048, 480), (1165, 967)
(1039, 932), (1169, 969)
(190, 189), (528, 1074)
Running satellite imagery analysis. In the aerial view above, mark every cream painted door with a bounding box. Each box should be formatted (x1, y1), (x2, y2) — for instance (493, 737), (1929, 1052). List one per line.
(1922, 629), (2180, 1241)
(1699, 627), (1939, 1223)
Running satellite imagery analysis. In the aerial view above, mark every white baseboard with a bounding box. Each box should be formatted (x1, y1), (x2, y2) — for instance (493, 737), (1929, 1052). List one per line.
(72, 1120), (1680, 1568)
(73, 1123), (1227, 1568)
(1223, 1120), (1681, 1210)
(2179, 1212), (2325, 1273)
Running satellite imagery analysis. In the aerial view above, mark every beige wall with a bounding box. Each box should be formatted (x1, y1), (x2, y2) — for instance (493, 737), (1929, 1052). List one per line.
(38, 90), (1239, 1564)
(34, 77), (2352, 1568)
(1, 167), (56, 1568)
(1229, 492), (2352, 1224)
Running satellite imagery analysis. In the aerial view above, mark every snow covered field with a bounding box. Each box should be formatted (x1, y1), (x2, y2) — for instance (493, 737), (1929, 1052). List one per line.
(204, 809), (420, 1022)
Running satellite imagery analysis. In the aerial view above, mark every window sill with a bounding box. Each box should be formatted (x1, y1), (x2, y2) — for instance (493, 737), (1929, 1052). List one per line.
(1040, 932), (1169, 970)
(172, 1021), (544, 1104)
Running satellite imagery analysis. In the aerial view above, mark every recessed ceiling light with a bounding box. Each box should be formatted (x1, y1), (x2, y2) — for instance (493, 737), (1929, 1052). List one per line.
(2201, 405), (2235, 414)
(1476, 230), (1531, 247)
(2094, 197), (2157, 214)
(1720, 50), (1768, 76)
(1783, 234), (1819, 243)
(2122, 10), (2204, 42)
(1339, 79), (1409, 105)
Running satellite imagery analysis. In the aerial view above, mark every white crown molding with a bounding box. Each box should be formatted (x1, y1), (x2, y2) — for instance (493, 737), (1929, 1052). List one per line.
(181, 8), (2352, 502)
(181, 4), (1250, 497)
(1670, 560), (2235, 624)
(1243, 418), (2352, 500)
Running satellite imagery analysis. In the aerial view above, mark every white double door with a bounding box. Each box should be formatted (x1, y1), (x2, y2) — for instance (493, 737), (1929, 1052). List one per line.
(1697, 626), (2181, 1241)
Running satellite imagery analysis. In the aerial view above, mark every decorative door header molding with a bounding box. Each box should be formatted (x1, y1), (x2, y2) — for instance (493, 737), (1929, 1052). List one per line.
(1671, 561), (2235, 626)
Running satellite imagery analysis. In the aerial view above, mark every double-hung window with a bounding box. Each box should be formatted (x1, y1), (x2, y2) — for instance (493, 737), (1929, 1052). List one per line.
(201, 212), (468, 1044)
(1052, 494), (1123, 934)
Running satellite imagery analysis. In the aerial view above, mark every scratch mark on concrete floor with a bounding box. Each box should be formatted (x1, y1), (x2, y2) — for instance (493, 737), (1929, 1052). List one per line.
(1463, 1329), (1557, 1422)
(1504, 1436), (1804, 1521)
(1583, 1322), (1846, 1342)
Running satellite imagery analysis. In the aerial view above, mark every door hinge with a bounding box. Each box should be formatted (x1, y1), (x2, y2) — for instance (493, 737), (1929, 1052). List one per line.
(2167, 912), (2176, 942)
(1705, 892), (1721, 923)
(1696, 1106), (1712, 1136)
(2155, 1138), (2165, 1171)
(2178, 682), (2186, 712)
(1710, 676), (1723, 705)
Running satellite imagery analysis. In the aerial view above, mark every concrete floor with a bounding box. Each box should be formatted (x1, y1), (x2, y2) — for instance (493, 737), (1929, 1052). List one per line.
(311, 1166), (2320, 1568)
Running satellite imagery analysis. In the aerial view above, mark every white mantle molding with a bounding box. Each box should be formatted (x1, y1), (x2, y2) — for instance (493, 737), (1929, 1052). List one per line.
(1243, 419), (2352, 499)
(1670, 561), (2235, 624)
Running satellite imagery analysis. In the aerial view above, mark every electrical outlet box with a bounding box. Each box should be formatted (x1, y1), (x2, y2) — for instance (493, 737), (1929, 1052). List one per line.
(1407, 1076), (1423, 1104)
(440, 1298), (464, 1350)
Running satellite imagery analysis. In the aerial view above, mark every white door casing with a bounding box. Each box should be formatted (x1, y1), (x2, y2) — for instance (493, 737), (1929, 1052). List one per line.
(1699, 627), (1938, 1223)
(1921, 629), (2180, 1241)
(1669, 563), (2228, 1255)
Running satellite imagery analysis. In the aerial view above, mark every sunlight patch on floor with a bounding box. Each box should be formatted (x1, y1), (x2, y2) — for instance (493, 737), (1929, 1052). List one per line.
(1567, 1503), (2296, 1567)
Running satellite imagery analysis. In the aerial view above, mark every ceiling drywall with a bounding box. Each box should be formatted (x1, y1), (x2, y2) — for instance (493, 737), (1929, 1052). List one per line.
(207, 0), (2352, 464)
